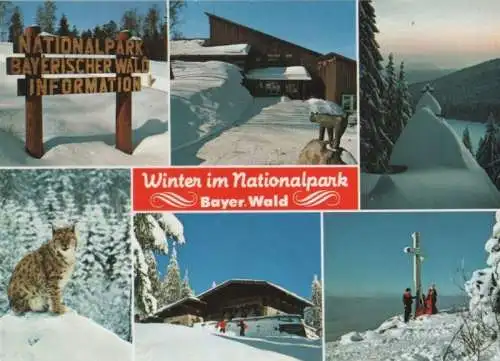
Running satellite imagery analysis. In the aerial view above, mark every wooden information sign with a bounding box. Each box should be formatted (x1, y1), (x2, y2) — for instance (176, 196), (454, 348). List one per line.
(5, 25), (151, 158)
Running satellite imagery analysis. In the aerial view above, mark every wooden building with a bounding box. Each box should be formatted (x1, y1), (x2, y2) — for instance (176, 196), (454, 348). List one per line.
(141, 280), (313, 327)
(171, 13), (357, 106)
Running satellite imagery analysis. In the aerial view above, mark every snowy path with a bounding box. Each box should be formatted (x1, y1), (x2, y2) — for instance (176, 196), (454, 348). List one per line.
(326, 314), (462, 361)
(195, 98), (358, 165)
(135, 323), (321, 361)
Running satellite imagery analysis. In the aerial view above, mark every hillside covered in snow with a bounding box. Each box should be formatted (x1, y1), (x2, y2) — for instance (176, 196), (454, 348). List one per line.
(170, 54), (357, 165)
(0, 42), (169, 166)
(0, 312), (131, 361)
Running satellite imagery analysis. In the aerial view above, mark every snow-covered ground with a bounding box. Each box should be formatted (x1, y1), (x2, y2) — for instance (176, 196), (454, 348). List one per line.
(170, 58), (358, 165)
(0, 42), (169, 166)
(362, 105), (500, 209)
(135, 323), (322, 361)
(0, 311), (131, 361)
(326, 312), (462, 361)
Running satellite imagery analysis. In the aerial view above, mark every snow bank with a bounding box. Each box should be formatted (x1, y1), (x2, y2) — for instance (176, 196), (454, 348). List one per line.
(246, 66), (311, 81)
(136, 323), (321, 361)
(198, 314), (318, 340)
(171, 39), (250, 56)
(415, 91), (441, 115)
(362, 107), (500, 209)
(170, 60), (253, 159)
(0, 311), (131, 361)
(327, 312), (463, 361)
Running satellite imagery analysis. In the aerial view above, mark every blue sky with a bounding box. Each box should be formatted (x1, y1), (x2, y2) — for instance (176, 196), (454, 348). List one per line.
(156, 213), (321, 299)
(176, 0), (356, 58)
(11, 1), (164, 33)
(324, 211), (495, 297)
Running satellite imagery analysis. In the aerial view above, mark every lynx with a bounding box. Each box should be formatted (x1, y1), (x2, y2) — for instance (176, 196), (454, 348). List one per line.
(309, 112), (348, 150)
(8, 225), (78, 315)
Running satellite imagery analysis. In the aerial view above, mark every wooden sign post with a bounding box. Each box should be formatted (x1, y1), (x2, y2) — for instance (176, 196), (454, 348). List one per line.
(6, 26), (150, 158)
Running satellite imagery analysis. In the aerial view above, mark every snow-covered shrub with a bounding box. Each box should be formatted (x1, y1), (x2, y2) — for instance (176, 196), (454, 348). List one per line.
(445, 211), (500, 360)
(133, 213), (186, 317)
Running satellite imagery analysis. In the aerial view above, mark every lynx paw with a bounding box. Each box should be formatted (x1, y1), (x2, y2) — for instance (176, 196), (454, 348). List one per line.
(50, 304), (68, 315)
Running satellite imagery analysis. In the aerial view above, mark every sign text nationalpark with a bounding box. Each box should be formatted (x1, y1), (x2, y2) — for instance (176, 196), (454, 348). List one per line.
(132, 167), (359, 211)
(6, 26), (148, 158)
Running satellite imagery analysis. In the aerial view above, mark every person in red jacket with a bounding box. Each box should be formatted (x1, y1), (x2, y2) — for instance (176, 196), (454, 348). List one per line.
(217, 319), (227, 333)
(403, 288), (414, 323)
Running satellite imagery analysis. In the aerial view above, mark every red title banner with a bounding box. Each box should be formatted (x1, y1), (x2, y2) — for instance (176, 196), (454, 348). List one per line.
(132, 167), (358, 212)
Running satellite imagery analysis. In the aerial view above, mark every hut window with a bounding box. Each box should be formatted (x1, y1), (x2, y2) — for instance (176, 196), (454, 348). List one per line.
(285, 53), (293, 58)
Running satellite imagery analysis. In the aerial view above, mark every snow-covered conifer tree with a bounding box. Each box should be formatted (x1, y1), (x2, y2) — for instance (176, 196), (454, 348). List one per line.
(161, 247), (182, 305)
(359, 0), (390, 172)
(134, 213), (186, 316)
(181, 269), (194, 298)
(395, 61), (412, 132)
(462, 127), (474, 155)
(476, 113), (500, 188)
(383, 53), (399, 143)
(305, 274), (323, 334)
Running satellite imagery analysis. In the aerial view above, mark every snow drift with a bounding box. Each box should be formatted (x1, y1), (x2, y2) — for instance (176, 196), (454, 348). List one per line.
(170, 60), (253, 155)
(362, 105), (500, 209)
(0, 311), (131, 361)
(135, 323), (321, 361)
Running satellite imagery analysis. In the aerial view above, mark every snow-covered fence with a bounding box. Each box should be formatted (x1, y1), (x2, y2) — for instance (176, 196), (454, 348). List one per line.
(5, 26), (150, 158)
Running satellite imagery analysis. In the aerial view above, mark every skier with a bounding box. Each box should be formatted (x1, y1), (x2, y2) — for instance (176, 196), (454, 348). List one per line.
(238, 319), (247, 336)
(403, 288), (414, 323)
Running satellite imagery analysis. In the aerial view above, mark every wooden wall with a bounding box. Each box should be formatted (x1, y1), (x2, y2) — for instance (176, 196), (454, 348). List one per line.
(318, 57), (357, 104)
(206, 13), (357, 102)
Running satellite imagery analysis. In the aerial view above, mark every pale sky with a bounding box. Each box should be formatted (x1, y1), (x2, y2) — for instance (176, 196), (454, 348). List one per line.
(375, 0), (500, 69)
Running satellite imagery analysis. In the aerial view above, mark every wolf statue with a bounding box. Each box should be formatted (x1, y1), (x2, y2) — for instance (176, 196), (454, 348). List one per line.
(309, 112), (348, 151)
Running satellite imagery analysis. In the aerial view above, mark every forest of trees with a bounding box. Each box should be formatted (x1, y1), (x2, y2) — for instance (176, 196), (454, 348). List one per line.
(359, 0), (413, 173)
(0, 169), (132, 342)
(0, 0), (167, 61)
(463, 113), (500, 190)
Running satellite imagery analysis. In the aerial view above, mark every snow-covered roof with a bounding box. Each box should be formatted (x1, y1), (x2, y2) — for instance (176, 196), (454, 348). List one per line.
(416, 91), (442, 115)
(197, 279), (313, 307)
(155, 296), (205, 314)
(171, 40), (250, 57)
(245, 66), (312, 81)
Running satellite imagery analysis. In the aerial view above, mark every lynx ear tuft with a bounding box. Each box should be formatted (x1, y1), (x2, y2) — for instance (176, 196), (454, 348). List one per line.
(51, 224), (55, 233)
(70, 224), (75, 232)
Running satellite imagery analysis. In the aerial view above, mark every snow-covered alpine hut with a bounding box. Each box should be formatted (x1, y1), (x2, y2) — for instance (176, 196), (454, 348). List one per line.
(171, 12), (356, 106)
(143, 279), (313, 329)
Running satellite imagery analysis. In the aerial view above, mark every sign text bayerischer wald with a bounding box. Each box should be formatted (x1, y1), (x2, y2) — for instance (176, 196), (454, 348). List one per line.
(5, 25), (151, 158)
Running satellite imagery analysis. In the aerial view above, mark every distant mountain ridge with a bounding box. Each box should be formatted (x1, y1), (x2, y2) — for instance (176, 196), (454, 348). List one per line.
(408, 58), (500, 122)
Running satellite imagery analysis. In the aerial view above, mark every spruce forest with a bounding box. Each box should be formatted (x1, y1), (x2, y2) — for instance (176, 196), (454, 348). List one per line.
(0, 169), (132, 342)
